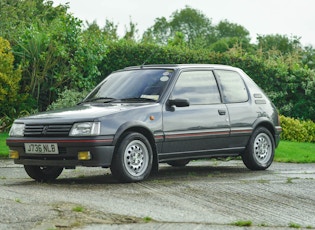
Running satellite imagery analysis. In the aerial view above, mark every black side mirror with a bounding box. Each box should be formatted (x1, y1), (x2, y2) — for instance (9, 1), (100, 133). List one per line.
(168, 98), (190, 107)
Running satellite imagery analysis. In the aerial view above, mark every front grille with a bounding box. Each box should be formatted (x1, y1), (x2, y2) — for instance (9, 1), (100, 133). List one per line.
(24, 124), (72, 137)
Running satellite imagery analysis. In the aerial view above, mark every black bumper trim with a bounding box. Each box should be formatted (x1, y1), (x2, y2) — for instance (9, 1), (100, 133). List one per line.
(13, 146), (115, 167)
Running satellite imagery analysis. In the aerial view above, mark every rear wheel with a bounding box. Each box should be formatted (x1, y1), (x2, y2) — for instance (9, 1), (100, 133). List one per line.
(167, 159), (190, 167)
(110, 132), (153, 182)
(24, 165), (63, 182)
(242, 127), (275, 170)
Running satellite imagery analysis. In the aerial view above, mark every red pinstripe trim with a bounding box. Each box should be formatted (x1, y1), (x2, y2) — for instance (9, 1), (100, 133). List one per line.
(7, 139), (113, 144)
(166, 131), (229, 139)
(230, 129), (252, 134)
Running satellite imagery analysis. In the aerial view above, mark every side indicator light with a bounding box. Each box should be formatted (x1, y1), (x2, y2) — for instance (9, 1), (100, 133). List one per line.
(78, 151), (91, 160)
(9, 150), (19, 159)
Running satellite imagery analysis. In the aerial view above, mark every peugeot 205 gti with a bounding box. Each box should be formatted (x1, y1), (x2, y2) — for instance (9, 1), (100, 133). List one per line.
(7, 64), (282, 182)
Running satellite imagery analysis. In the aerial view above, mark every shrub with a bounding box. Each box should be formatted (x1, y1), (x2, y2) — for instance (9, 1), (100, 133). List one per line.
(0, 37), (22, 118)
(280, 115), (315, 143)
(47, 88), (89, 111)
(302, 120), (315, 142)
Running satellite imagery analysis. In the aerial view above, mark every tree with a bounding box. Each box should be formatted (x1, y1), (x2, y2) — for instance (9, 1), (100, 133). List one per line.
(123, 18), (139, 41)
(84, 19), (119, 41)
(84, 20), (102, 35)
(167, 32), (187, 48)
(257, 34), (302, 55)
(169, 6), (214, 47)
(0, 0), (77, 110)
(142, 17), (171, 45)
(211, 20), (252, 52)
(301, 45), (315, 69)
(210, 38), (233, 53)
(1, 0), (107, 111)
(215, 20), (250, 40)
(143, 6), (214, 49)
(102, 19), (119, 41)
(13, 13), (83, 111)
(143, 7), (256, 51)
(0, 37), (22, 118)
(15, 31), (53, 103)
(0, 0), (68, 46)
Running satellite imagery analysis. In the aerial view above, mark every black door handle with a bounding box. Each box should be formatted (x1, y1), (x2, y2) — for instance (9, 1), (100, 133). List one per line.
(218, 109), (226, 115)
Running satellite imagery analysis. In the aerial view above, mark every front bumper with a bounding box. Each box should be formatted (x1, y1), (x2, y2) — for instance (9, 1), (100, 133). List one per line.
(6, 136), (115, 167)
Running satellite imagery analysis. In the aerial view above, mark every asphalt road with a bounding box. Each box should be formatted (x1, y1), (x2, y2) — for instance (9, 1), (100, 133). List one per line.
(0, 159), (315, 230)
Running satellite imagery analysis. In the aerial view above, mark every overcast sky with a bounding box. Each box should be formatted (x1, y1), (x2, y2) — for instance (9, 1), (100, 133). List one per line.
(52, 0), (315, 47)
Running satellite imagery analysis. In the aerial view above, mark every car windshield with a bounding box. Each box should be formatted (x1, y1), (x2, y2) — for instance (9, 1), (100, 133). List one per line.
(84, 69), (173, 103)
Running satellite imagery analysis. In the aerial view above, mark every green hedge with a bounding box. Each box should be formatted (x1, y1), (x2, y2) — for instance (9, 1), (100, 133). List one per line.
(99, 41), (315, 121)
(280, 115), (315, 143)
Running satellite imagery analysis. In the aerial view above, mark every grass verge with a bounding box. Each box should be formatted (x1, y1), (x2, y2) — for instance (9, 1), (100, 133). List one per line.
(0, 133), (9, 158)
(1, 133), (314, 163)
(275, 141), (315, 163)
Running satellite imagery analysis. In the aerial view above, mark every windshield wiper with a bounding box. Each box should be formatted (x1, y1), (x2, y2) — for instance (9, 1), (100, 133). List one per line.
(79, 97), (118, 104)
(120, 97), (157, 102)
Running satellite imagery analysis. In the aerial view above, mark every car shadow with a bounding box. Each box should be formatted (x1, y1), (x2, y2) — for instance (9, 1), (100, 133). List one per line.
(8, 161), (270, 186)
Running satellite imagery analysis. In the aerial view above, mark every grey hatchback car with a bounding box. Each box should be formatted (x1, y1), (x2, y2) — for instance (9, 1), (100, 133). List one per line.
(7, 64), (282, 182)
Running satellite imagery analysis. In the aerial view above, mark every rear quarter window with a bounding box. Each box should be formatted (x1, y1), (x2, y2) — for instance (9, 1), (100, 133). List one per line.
(215, 70), (248, 103)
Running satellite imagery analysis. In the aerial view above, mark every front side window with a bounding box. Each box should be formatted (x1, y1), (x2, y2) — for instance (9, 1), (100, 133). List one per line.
(171, 71), (221, 105)
(215, 70), (248, 103)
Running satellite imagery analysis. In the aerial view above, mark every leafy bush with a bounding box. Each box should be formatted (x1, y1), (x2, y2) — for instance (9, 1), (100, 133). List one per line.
(0, 37), (33, 131)
(0, 37), (22, 117)
(302, 120), (315, 142)
(47, 89), (89, 111)
(0, 115), (12, 133)
(280, 115), (315, 142)
(0, 109), (37, 132)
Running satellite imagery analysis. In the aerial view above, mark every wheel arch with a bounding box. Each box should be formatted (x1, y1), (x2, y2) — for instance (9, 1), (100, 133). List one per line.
(252, 118), (277, 143)
(112, 122), (159, 172)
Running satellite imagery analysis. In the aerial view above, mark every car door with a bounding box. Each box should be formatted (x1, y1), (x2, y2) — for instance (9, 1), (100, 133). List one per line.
(160, 70), (231, 161)
(214, 69), (255, 149)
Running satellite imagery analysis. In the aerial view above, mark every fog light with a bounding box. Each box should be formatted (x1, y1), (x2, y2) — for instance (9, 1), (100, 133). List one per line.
(78, 151), (91, 160)
(9, 150), (19, 159)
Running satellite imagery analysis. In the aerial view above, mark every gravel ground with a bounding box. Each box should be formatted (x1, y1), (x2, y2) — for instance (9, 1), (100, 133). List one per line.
(0, 159), (315, 230)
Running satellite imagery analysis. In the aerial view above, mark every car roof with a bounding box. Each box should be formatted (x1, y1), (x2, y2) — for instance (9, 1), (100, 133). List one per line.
(123, 64), (239, 71)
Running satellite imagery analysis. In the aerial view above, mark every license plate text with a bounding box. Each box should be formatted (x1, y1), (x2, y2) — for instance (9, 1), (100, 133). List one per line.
(25, 143), (59, 154)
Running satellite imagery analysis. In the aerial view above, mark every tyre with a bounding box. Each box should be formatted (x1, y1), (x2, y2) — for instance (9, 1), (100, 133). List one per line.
(242, 127), (275, 170)
(24, 165), (63, 182)
(167, 159), (190, 167)
(110, 132), (153, 182)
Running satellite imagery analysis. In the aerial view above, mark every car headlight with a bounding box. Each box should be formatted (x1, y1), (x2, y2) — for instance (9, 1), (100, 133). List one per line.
(9, 123), (25, 137)
(69, 122), (100, 136)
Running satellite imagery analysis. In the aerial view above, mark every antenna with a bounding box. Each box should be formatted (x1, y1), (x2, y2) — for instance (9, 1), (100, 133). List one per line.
(141, 50), (156, 68)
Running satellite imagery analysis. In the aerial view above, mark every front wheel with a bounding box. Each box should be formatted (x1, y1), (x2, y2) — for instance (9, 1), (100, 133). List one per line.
(110, 132), (153, 182)
(24, 165), (63, 182)
(242, 127), (275, 170)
